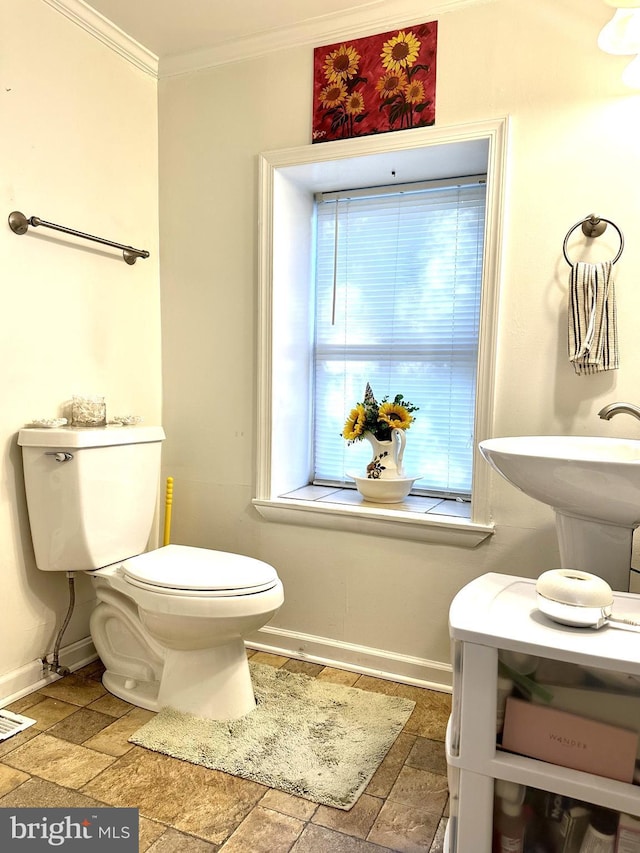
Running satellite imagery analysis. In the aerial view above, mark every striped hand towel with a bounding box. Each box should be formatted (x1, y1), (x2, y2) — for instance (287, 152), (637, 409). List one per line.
(568, 260), (618, 375)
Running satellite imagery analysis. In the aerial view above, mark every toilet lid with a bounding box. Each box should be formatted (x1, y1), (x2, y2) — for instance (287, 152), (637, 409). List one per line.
(121, 544), (279, 597)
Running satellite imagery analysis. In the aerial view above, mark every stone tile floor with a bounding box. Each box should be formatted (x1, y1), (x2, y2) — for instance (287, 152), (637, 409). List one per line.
(0, 651), (451, 852)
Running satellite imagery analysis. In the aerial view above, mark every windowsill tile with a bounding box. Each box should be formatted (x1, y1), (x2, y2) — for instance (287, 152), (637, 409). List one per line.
(283, 484), (343, 501)
(282, 486), (471, 519)
(252, 487), (490, 547)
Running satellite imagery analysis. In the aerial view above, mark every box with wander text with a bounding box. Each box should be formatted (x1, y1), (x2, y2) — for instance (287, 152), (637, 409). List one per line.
(501, 696), (638, 783)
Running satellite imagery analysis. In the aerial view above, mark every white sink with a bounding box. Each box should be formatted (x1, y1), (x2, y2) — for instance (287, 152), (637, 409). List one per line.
(479, 435), (640, 591)
(479, 435), (640, 526)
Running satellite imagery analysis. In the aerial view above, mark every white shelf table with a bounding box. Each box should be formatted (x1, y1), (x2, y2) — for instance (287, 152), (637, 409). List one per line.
(445, 573), (640, 852)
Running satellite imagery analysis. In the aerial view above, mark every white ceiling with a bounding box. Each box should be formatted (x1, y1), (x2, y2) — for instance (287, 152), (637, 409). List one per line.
(85, 0), (390, 59)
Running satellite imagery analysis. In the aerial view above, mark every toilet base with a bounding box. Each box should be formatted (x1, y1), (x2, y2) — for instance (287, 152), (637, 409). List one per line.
(102, 671), (161, 712)
(158, 638), (257, 720)
(102, 637), (257, 720)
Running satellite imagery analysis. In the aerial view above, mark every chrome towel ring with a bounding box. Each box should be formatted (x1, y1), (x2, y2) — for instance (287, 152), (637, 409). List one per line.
(563, 214), (624, 266)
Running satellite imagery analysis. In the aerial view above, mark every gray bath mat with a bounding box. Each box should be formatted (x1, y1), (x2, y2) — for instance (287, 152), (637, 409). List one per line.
(129, 662), (415, 810)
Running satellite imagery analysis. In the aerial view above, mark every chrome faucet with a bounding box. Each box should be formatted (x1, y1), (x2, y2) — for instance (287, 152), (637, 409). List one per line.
(598, 402), (640, 421)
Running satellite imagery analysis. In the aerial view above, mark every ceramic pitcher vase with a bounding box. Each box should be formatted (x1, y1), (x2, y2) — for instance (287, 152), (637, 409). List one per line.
(364, 429), (406, 479)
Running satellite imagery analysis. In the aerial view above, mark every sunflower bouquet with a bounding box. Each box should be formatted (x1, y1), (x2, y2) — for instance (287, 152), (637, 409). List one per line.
(342, 383), (418, 444)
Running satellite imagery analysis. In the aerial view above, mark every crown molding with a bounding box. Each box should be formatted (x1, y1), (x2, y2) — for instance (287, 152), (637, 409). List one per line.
(160, 0), (494, 77)
(45, 0), (494, 80)
(43, 0), (158, 77)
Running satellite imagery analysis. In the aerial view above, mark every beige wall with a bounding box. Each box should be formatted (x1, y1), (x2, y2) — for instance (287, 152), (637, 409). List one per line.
(0, 0), (161, 692)
(3, 0), (639, 698)
(158, 0), (640, 684)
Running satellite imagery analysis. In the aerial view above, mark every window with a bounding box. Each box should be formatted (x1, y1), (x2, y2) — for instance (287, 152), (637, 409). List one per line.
(313, 178), (486, 497)
(255, 119), (507, 545)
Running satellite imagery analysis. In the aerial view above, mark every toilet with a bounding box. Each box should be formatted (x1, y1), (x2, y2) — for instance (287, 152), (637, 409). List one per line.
(17, 425), (284, 720)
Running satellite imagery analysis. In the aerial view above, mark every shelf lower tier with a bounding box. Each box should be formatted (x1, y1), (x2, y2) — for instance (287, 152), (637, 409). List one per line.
(448, 748), (640, 819)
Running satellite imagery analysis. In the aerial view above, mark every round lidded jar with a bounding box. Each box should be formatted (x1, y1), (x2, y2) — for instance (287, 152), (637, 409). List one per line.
(71, 395), (106, 427)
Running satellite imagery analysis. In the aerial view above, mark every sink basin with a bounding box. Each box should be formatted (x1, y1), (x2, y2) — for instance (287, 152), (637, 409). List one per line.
(479, 436), (640, 526)
(479, 435), (640, 591)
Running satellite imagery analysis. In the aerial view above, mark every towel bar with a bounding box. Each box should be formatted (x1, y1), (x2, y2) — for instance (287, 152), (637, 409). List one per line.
(8, 210), (149, 265)
(563, 214), (624, 266)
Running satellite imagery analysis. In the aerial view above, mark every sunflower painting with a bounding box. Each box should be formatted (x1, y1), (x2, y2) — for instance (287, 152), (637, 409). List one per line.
(312, 22), (437, 143)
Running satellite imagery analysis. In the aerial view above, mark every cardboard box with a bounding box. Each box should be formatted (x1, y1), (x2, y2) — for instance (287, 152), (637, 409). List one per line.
(526, 791), (590, 853)
(556, 803), (591, 853)
(501, 697), (638, 783)
(532, 684), (640, 758)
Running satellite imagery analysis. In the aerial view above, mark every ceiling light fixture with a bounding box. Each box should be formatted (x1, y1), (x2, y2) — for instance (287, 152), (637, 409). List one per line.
(599, 0), (640, 88)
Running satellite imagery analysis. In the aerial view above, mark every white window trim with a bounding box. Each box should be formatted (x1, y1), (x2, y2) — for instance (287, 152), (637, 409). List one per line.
(254, 117), (509, 546)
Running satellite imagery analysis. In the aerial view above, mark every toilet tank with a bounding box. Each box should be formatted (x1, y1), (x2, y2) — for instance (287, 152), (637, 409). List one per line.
(18, 425), (166, 572)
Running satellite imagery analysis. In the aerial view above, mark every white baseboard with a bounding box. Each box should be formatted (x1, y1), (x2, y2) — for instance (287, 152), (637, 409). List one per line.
(0, 637), (98, 708)
(246, 626), (452, 693)
(1, 629), (452, 708)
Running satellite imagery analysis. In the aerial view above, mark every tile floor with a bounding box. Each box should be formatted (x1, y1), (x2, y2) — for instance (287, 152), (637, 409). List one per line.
(0, 651), (451, 852)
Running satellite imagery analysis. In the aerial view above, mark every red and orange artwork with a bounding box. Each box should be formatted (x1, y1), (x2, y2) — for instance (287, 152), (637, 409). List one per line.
(312, 22), (437, 143)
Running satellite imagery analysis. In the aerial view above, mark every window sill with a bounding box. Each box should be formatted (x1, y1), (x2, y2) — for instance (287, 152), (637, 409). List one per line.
(252, 487), (494, 547)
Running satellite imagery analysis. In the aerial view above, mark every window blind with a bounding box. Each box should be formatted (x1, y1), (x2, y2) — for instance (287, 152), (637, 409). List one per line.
(313, 178), (486, 497)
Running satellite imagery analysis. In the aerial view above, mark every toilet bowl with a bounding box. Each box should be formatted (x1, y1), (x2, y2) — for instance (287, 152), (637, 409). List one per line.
(17, 425), (285, 721)
(90, 544), (284, 719)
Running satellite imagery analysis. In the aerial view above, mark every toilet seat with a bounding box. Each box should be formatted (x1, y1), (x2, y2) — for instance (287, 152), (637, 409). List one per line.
(121, 544), (279, 597)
